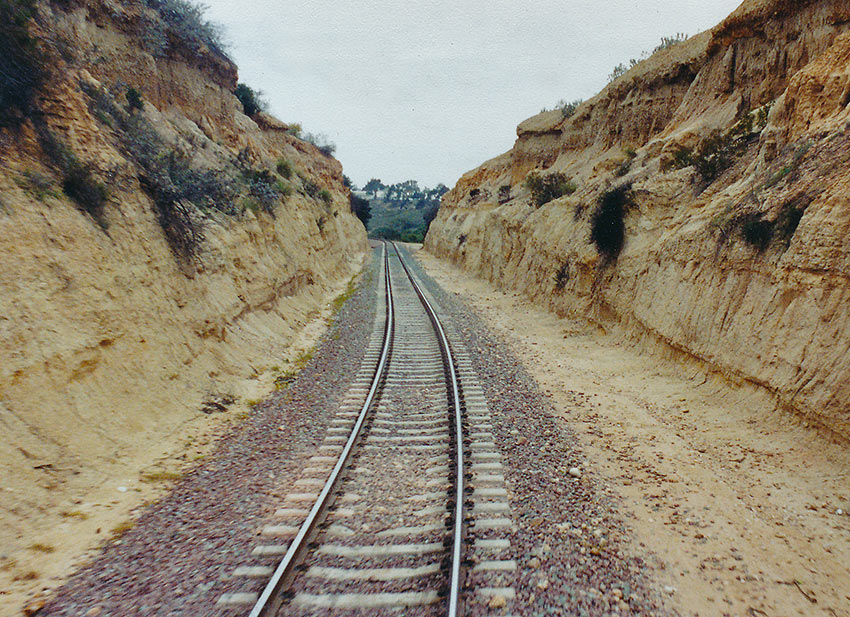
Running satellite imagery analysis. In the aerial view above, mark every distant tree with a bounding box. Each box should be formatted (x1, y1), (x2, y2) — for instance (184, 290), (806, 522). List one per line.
(363, 178), (384, 196)
(342, 175), (356, 190)
(350, 193), (371, 228)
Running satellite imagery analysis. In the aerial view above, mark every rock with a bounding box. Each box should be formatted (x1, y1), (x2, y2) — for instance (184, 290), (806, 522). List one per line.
(85, 609), (102, 617)
(663, 585), (677, 594)
(569, 467), (582, 478)
(23, 599), (45, 616)
(836, 508), (844, 515)
(536, 577), (549, 590)
(527, 556), (541, 569)
(488, 594), (507, 609)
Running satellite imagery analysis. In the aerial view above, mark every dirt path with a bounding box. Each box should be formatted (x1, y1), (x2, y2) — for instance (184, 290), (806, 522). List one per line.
(415, 246), (850, 617)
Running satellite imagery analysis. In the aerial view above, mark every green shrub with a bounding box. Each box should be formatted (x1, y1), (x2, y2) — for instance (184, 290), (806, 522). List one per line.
(275, 159), (292, 179)
(126, 87), (144, 112)
(0, 0), (46, 126)
(233, 83), (267, 117)
(590, 183), (632, 261)
(319, 189), (332, 205)
(524, 171), (576, 207)
(275, 180), (292, 197)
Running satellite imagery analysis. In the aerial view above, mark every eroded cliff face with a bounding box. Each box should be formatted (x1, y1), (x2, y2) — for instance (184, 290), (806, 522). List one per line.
(426, 0), (850, 441)
(0, 0), (366, 585)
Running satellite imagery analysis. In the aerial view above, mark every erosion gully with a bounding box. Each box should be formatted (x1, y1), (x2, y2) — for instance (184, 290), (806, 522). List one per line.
(215, 243), (517, 616)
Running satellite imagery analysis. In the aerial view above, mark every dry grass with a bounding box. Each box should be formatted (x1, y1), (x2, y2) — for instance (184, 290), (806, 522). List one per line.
(110, 520), (135, 537)
(13, 570), (39, 581)
(27, 543), (55, 554)
(140, 470), (183, 483)
(59, 510), (90, 520)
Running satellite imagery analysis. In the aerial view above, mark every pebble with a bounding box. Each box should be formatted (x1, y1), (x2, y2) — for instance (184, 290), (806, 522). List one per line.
(527, 556), (541, 569)
(488, 594), (507, 609)
(663, 585), (677, 594)
(569, 467), (582, 478)
(836, 508), (844, 515)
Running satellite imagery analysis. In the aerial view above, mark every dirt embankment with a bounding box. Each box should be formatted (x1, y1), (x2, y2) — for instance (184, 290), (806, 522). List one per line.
(0, 0), (366, 607)
(425, 0), (850, 443)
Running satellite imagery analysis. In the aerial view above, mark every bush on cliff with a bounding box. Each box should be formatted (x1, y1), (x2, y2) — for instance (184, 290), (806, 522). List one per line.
(524, 171), (576, 207)
(234, 83), (267, 117)
(145, 0), (228, 59)
(0, 0), (46, 126)
(590, 183), (632, 261)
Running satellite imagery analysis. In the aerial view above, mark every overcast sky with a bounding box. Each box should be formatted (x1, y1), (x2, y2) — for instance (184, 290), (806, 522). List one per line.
(202, 0), (743, 188)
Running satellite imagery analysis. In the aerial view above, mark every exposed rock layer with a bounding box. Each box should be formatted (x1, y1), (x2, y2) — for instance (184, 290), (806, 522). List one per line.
(425, 0), (850, 441)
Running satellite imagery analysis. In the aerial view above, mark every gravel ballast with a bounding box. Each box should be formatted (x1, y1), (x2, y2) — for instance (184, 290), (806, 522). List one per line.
(39, 244), (671, 616)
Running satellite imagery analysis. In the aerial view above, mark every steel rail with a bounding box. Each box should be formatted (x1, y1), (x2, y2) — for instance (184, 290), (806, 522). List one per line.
(248, 243), (395, 617)
(391, 242), (465, 617)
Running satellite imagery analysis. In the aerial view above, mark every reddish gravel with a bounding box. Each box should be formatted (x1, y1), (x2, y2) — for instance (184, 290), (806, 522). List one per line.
(41, 245), (673, 617)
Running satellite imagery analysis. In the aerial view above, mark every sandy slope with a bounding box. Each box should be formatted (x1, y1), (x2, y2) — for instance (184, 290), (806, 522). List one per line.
(416, 246), (850, 617)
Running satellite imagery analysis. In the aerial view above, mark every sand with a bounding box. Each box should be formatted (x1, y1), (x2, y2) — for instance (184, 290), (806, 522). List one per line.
(415, 245), (850, 617)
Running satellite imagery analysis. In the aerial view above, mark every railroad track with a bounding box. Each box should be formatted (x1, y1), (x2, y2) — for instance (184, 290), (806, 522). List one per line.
(218, 242), (517, 616)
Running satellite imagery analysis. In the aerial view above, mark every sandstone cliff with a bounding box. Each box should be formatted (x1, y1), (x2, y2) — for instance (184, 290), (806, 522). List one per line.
(425, 0), (850, 442)
(0, 0), (366, 593)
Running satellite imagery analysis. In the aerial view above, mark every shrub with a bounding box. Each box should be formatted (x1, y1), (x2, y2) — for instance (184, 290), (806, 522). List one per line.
(145, 0), (229, 59)
(554, 261), (570, 290)
(524, 171), (576, 207)
(139, 13), (168, 58)
(350, 193), (370, 227)
(0, 0), (46, 126)
(242, 168), (281, 213)
(653, 33), (688, 53)
(740, 215), (773, 252)
(498, 185), (511, 203)
(670, 145), (693, 169)
(319, 189), (332, 205)
(558, 99), (582, 119)
(286, 123), (302, 138)
(423, 202), (440, 233)
(126, 87), (144, 112)
(776, 198), (808, 243)
(301, 178), (320, 198)
(590, 183), (632, 261)
(275, 159), (292, 179)
(275, 180), (292, 197)
(18, 169), (54, 200)
(302, 132), (336, 157)
(62, 161), (109, 227)
(233, 83), (267, 117)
